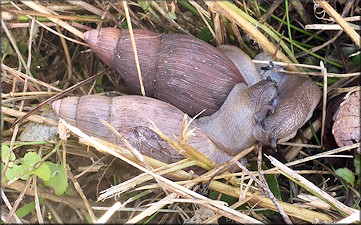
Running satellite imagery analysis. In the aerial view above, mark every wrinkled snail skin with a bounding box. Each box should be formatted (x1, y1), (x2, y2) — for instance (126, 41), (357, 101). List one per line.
(83, 28), (245, 117)
(251, 53), (322, 147)
(197, 79), (278, 155)
(52, 95), (235, 165)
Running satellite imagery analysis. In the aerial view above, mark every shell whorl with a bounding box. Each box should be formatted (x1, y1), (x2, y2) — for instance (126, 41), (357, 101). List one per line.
(83, 28), (246, 116)
(52, 96), (114, 141)
(52, 95), (235, 165)
(84, 28), (121, 69)
(52, 97), (79, 126)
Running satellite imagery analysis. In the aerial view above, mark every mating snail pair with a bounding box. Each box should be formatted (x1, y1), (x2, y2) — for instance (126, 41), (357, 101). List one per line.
(52, 28), (321, 165)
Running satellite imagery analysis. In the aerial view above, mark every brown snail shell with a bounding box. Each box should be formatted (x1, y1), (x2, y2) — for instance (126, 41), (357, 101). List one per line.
(83, 28), (245, 117)
(52, 95), (235, 165)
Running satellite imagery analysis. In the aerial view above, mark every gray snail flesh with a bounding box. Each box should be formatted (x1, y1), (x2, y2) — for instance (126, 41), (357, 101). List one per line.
(197, 77), (278, 155)
(52, 78), (277, 165)
(211, 46), (321, 148)
(251, 53), (322, 148)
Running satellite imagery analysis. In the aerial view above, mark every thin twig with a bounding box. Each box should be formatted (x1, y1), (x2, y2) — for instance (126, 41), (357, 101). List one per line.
(266, 155), (358, 216)
(320, 61), (327, 147)
(316, 0), (360, 48)
(257, 147), (292, 224)
(60, 119), (263, 224)
(20, 1), (84, 39)
(11, 69), (109, 127)
(55, 26), (73, 80)
(67, 170), (97, 222)
(33, 176), (44, 223)
(1, 189), (22, 223)
(2, 64), (62, 92)
(5, 178), (32, 223)
(1, 19), (40, 90)
(3, 180), (100, 210)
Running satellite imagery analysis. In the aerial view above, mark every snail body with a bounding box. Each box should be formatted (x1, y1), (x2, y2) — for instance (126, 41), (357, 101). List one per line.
(197, 78), (277, 155)
(251, 53), (322, 147)
(216, 45), (262, 86)
(52, 78), (277, 165)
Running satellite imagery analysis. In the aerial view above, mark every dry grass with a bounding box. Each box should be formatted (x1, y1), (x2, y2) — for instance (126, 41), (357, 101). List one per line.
(1, 1), (360, 224)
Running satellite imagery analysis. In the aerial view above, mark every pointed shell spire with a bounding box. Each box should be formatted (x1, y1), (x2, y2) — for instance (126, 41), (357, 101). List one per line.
(83, 28), (121, 69)
(52, 97), (79, 126)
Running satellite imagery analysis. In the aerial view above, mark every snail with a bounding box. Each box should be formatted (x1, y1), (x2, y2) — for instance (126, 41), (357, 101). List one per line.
(52, 78), (277, 165)
(82, 28), (321, 148)
(51, 28), (321, 165)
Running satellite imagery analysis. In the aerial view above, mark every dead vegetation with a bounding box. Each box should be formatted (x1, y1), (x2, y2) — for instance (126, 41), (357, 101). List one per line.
(1, 1), (360, 224)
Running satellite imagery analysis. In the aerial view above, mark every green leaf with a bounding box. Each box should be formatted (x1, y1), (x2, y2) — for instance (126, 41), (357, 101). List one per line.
(31, 162), (51, 181)
(166, 12), (177, 20)
(1, 37), (16, 56)
(209, 191), (238, 206)
(265, 173), (282, 200)
(22, 152), (50, 181)
(335, 167), (355, 186)
(351, 52), (361, 66)
(196, 27), (213, 42)
(250, 163), (282, 200)
(6, 164), (30, 180)
(15, 201), (36, 218)
(43, 162), (68, 196)
(138, 0), (151, 11)
(1, 144), (16, 163)
(15, 198), (44, 218)
(4, 152), (50, 181)
(23, 152), (41, 164)
(17, 42), (28, 55)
